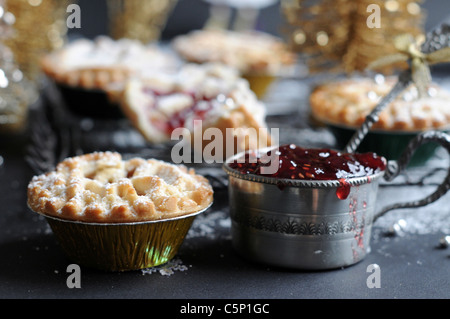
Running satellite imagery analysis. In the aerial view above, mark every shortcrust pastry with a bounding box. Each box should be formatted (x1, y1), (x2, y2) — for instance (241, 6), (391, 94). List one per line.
(172, 29), (295, 75)
(40, 36), (178, 93)
(120, 63), (273, 154)
(27, 152), (214, 223)
(310, 77), (450, 131)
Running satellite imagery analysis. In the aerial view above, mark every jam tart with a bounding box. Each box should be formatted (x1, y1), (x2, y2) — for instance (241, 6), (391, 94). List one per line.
(172, 29), (295, 76)
(310, 77), (450, 131)
(27, 152), (214, 223)
(120, 63), (273, 154)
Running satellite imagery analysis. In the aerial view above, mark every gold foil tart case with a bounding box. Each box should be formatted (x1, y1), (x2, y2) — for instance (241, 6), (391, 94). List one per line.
(242, 63), (305, 99)
(39, 204), (211, 272)
(242, 73), (275, 99)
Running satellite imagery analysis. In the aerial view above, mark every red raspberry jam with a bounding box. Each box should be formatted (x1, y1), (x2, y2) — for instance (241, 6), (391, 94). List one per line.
(166, 98), (213, 133)
(143, 88), (214, 134)
(228, 144), (386, 199)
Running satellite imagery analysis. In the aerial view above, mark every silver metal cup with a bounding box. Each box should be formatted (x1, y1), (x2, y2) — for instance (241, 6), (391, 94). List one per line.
(223, 131), (450, 270)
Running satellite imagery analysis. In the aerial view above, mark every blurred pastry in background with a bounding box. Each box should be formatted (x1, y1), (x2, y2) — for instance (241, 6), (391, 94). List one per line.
(309, 76), (450, 164)
(120, 63), (273, 158)
(310, 76), (450, 131)
(172, 29), (296, 98)
(40, 36), (180, 117)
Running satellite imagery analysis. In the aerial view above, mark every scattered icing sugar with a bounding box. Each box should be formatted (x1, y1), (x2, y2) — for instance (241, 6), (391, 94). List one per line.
(141, 258), (189, 276)
(186, 210), (230, 240)
(373, 159), (450, 236)
(140, 209), (231, 275)
(374, 204), (450, 235)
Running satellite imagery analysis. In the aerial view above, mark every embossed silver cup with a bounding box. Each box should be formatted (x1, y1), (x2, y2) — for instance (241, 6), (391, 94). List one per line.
(223, 131), (450, 270)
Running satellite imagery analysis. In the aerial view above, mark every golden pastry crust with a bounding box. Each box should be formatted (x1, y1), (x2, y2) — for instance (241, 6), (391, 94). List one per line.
(27, 152), (214, 223)
(204, 104), (273, 155)
(310, 77), (450, 131)
(172, 29), (295, 75)
(119, 63), (273, 155)
(40, 36), (178, 92)
(41, 61), (132, 91)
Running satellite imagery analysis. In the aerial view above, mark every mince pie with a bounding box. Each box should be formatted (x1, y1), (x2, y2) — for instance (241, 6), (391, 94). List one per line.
(310, 77), (450, 131)
(27, 152), (214, 223)
(172, 29), (295, 76)
(41, 36), (179, 97)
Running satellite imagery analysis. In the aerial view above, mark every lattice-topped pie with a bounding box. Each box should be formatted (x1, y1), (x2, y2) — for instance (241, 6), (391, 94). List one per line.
(41, 36), (179, 93)
(27, 152), (214, 223)
(310, 77), (450, 131)
(172, 29), (295, 75)
(120, 63), (273, 154)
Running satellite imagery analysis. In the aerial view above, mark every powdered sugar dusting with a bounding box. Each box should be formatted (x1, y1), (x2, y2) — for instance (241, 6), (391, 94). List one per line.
(141, 258), (189, 276)
(186, 210), (231, 240)
(374, 156), (450, 236)
(374, 203), (450, 235)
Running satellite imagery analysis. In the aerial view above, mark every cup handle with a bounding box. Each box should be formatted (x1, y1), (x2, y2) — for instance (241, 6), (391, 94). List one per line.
(374, 130), (450, 221)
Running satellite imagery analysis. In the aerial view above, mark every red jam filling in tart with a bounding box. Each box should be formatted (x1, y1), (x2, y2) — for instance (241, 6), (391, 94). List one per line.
(142, 88), (215, 135)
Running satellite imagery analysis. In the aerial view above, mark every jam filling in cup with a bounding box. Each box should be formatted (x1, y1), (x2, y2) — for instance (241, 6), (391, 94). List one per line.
(228, 144), (387, 200)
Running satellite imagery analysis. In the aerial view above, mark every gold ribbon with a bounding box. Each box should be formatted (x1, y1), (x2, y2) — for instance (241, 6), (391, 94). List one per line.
(368, 34), (450, 98)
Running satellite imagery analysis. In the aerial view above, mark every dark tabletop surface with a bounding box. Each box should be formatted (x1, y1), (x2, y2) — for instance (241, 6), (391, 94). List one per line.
(1, 70), (449, 303)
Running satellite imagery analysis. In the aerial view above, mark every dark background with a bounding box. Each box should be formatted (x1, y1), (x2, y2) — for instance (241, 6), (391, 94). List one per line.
(69, 0), (285, 40)
(69, 0), (450, 41)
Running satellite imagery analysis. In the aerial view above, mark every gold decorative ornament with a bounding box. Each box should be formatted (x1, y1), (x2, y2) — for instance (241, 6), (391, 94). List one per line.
(368, 33), (450, 97)
(0, 0), (36, 134)
(4, 0), (69, 82)
(107, 0), (178, 43)
(282, 0), (425, 74)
